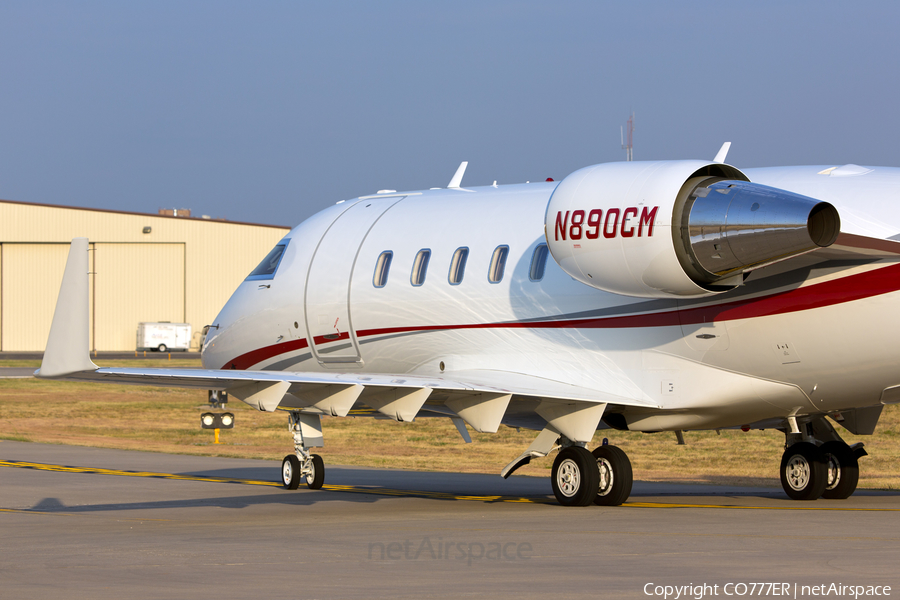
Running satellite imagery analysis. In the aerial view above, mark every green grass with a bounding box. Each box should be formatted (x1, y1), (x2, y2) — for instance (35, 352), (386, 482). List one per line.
(0, 377), (897, 489)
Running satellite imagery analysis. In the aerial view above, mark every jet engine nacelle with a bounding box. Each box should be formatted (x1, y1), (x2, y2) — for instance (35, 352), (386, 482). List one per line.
(545, 160), (840, 298)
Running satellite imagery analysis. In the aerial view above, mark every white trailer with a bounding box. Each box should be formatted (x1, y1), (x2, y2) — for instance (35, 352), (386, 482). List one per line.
(136, 322), (192, 352)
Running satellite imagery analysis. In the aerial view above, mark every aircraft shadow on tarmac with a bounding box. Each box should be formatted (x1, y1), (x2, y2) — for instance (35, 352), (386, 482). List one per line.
(28, 490), (390, 513)
(28, 485), (894, 516)
(27, 462), (896, 516)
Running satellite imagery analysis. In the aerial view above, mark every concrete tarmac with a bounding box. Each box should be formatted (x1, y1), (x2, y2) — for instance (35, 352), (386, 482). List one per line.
(1, 441), (898, 600)
(0, 367), (36, 378)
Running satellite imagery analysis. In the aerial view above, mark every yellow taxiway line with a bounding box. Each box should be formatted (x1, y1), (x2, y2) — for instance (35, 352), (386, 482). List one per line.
(2, 459), (897, 511)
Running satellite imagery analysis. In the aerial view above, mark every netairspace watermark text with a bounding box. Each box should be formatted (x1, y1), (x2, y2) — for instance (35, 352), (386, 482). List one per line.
(368, 537), (531, 566)
(644, 583), (891, 600)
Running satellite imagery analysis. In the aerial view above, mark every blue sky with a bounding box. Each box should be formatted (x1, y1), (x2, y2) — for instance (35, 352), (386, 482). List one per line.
(1, 1), (897, 226)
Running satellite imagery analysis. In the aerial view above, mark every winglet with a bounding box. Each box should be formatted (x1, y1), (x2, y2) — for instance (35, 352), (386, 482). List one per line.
(448, 161), (468, 189)
(713, 142), (731, 164)
(36, 238), (98, 378)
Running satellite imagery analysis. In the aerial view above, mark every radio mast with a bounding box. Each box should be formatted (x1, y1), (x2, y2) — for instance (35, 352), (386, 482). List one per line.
(620, 112), (634, 161)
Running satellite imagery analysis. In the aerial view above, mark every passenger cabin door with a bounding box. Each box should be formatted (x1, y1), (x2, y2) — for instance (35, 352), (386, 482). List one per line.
(304, 197), (403, 365)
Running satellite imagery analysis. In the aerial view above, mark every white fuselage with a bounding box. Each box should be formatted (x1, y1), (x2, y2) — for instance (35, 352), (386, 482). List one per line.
(201, 164), (900, 433)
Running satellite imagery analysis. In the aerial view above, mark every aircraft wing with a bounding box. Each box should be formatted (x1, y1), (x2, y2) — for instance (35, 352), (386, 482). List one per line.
(57, 365), (654, 408)
(41, 362), (654, 447)
(40, 364), (656, 454)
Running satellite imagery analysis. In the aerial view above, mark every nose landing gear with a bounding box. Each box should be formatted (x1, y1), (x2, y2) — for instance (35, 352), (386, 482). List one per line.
(281, 410), (325, 490)
(281, 451), (325, 490)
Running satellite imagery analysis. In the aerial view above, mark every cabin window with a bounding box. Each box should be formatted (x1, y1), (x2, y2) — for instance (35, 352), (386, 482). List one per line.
(246, 241), (289, 280)
(488, 245), (509, 283)
(529, 244), (549, 281)
(448, 247), (468, 285)
(411, 249), (431, 286)
(373, 251), (393, 288)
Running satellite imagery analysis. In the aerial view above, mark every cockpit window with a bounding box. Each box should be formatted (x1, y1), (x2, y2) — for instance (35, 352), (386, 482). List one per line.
(246, 242), (288, 280)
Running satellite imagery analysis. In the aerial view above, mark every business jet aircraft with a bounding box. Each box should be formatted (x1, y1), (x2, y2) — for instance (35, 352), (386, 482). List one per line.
(37, 147), (900, 506)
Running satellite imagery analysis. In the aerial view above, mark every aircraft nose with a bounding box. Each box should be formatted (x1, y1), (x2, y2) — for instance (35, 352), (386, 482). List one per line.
(199, 321), (230, 368)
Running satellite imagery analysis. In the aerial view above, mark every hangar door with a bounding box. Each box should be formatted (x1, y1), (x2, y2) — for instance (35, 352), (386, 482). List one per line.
(0, 244), (71, 351)
(93, 243), (185, 351)
(0, 242), (185, 351)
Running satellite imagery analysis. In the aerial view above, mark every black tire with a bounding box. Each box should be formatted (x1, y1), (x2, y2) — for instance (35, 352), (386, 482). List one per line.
(551, 446), (600, 507)
(282, 455), (301, 489)
(158, 344), (167, 353)
(592, 445), (633, 506)
(780, 442), (827, 500)
(306, 454), (325, 489)
(820, 441), (859, 499)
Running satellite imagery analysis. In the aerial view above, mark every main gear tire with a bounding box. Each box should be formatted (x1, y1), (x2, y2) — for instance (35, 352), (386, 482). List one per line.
(820, 441), (859, 499)
(592, 445), (633, 506)
(551, 446), (600, 507)
(780, 442), (827, 501)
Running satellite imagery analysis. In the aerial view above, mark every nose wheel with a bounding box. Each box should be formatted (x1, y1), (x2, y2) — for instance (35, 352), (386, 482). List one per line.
(281, 410), (326, 491)
(282, 453), (325, 490)
(306, 454), (325, 489)
(282, 455), (301, 489)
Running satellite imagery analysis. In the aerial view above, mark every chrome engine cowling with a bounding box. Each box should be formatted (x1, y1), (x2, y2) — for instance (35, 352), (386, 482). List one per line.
(677, 178), (839, 285)
(545, 161), (839, 298)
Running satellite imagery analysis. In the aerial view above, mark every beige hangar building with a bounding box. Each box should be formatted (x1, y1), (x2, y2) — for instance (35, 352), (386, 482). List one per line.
(0, 199), (291, 352)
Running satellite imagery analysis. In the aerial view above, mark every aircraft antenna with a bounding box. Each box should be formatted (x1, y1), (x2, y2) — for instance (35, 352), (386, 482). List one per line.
(621, 112), (634, 161)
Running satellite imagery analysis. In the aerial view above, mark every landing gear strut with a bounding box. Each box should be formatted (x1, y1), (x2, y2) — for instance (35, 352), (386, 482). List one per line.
(282, 410), (325, 490)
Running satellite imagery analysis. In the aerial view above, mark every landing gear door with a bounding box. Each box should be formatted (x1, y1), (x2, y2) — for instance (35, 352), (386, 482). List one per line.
(304, 197), (404, 366)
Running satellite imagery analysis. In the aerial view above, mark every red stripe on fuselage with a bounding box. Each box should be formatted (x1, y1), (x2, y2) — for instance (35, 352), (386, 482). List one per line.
(357, 262), (900, 337)
(221, 338), (309, 370)
(222, 261), (900, 369)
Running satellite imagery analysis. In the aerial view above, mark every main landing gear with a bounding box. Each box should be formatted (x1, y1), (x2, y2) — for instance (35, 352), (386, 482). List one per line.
(281, 410), (325, 490)
(779, 417), (865, 501)
(550, 442), (634, 507)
